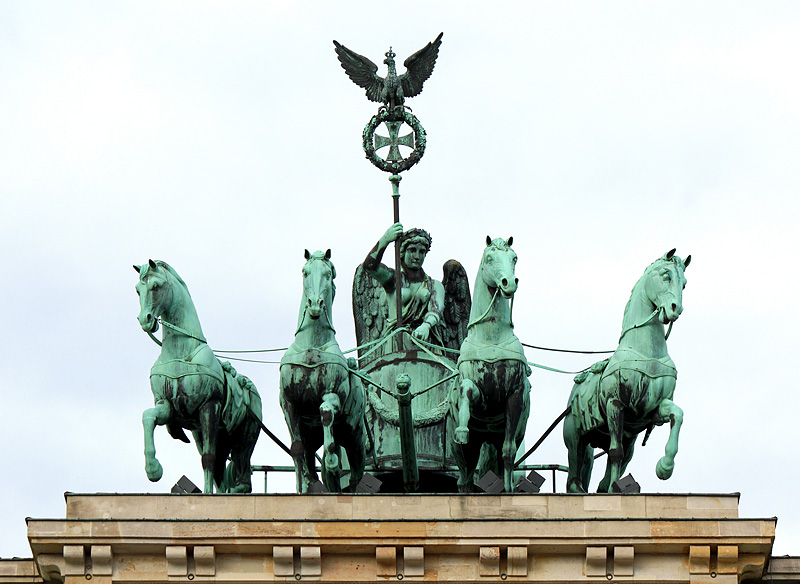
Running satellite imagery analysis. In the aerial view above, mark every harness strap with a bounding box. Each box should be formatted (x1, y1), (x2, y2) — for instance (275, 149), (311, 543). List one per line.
(160, 318), (207, 344)
(467, 287), (500, 329)
(618, 308), (659, 343)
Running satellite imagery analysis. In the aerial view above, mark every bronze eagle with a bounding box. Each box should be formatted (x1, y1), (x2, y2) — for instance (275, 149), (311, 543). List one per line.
(333, 33), (443, 111)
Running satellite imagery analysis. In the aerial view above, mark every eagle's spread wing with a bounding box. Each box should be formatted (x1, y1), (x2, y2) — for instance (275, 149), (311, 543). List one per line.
(333, 40), (384, 103)
(401, 32), (443, 99)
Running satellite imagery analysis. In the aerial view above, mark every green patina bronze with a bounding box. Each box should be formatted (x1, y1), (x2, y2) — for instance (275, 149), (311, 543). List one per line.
(134, 260), (262, 494)
(449, 237), (531, 493)
(563, 250), (691, 493)
(279, 250), (367, 493)
(351, 225), (470, 492)
(334, 34), (441, 173)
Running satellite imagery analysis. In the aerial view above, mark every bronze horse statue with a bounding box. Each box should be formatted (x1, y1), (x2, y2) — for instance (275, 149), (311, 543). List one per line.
(135, 260), (262, 493)
(449, 237), (531, 492)
(280, 250), (367, 493)
(563, 249), (690, 492)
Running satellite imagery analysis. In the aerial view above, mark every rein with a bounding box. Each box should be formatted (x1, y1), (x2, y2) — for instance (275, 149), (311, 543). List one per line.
(467, 286), (501, 329)
(618, 308), (675, 343)
(146, 318), (208, 348)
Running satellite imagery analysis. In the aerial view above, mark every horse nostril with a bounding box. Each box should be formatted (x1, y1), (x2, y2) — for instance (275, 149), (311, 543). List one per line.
(671, 302), (677, 312)
(501, 278), (508, 288)
(514, 278), (519, 285)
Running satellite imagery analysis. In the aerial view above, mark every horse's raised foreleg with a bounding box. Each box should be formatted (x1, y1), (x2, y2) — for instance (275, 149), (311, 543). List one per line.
(655, 398), (683, 480)
(454, 378), (480, 445)
(198, 401), (221, 493)
(320, 392), (342, 492)
(142, 399), (171, 482)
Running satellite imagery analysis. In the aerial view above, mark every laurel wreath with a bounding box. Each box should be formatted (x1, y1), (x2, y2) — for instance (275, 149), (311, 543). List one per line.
(362, 109), (427, 173)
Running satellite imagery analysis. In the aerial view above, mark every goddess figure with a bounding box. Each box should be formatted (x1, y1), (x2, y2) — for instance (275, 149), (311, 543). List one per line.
(362, 223), (445, 344)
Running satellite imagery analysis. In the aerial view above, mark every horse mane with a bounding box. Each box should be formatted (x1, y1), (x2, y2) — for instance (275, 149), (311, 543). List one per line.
(485, 238), (512, 252)
(151, 260), (192, 298)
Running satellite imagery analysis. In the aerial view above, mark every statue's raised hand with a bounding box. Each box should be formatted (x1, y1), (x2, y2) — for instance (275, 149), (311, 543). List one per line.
(379, 223), (404, 247)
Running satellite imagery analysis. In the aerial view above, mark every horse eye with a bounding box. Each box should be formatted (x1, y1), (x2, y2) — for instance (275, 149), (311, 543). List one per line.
(512, 256), (518, 264)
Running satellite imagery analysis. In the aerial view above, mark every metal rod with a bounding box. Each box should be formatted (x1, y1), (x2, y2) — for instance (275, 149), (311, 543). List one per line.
(514, 406), (571, 467)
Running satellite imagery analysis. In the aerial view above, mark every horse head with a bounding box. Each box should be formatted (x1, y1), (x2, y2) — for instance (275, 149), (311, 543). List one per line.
(133, 259), (174, 333)
(643, 249), (691, 324)
(302, 249), (336, 321)
(480, 236), (519, 299)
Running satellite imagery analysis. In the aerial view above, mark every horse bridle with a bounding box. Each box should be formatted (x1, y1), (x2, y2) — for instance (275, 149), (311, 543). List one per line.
(143, 274), (208, 347)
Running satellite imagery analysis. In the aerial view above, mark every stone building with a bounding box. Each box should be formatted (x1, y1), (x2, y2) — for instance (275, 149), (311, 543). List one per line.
(1, 492), (797, 584)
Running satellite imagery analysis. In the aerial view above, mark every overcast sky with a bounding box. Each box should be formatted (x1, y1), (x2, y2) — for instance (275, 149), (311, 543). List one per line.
(1, 1), (798, 558)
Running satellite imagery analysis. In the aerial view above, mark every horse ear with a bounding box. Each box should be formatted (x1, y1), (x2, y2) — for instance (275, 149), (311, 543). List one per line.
(133, 264), (141, 273)
(304, 249), (310, 260)
(507, 236), (513, 246)
(665, 249), (676, 260)
(148, 259), (158, 270)
(486, 235), (492, 246)
(684, 255), (691, 269)
(325, 249), (332, 260)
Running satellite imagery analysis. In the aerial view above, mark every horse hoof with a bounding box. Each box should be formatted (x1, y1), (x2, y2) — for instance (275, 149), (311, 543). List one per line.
(146, 460), (163, 482)
(326, 453), (340, 470)
(656, 457), (674, 480)
(454, 427), (469, 445)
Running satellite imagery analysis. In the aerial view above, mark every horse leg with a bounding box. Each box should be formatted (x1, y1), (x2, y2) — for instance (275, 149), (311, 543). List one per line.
(563, 412), (590, 493)
(280, 386), (313, 493)
(502, 390), (524, 493)
(320, 392), (342, 492)
(602, 396), (624, 492)
(455, 378), (479, 445)
(198, 401), (221, 493)
(655, 398), (684, 480)
(142, 399), (171, 482)
(598, 433), (635, 492)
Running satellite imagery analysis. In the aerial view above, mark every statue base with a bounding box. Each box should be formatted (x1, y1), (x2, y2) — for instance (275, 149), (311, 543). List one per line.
(18, 493), (780, 583)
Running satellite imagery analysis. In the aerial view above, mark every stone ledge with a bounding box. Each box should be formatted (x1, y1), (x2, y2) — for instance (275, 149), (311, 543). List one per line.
(0, 559), (42, 584)
(62, 493), (742, 521)
(18, 494), (778, 584)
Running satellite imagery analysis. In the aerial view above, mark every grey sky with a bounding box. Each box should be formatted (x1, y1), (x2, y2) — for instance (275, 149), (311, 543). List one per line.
(1, 1), (798, 557)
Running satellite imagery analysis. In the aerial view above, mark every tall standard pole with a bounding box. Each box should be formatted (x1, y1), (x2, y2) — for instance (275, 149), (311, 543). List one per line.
(389, 174), (403, 353)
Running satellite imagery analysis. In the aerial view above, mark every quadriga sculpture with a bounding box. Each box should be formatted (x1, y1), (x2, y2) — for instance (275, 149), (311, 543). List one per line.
(280, 249), (367, 493)
(134, 260), (262, 493)
(563, 249), (691, 493)
(449, 236), (531, 493)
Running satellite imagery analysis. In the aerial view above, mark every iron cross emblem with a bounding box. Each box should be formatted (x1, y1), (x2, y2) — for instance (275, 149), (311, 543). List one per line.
(374, 121), (415, 162)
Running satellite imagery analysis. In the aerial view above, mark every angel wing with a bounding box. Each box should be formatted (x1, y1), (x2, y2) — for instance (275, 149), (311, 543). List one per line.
(441, 259), (471, 352)
(352, 264), (389, 363)
(333, 41), (384, 103)
(400, 32), (444, 99)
